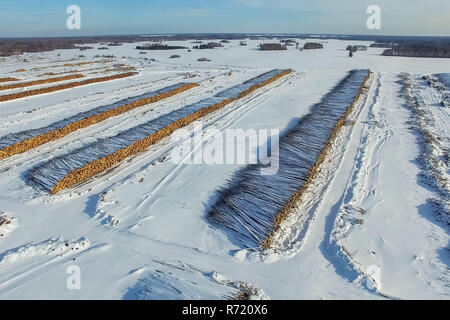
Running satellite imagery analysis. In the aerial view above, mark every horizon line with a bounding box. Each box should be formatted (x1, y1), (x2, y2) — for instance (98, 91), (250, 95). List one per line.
(1, 32), (449, 40)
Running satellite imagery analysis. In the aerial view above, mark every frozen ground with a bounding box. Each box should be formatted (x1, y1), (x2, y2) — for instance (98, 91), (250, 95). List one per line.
(0, 39), (448, 299)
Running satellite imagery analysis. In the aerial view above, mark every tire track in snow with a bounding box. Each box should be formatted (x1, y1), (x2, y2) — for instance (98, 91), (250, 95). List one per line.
(328, 73), (394, 295)
(44, 71), (299, 202)
(107, 72), (299, 217)
(329, 73), (449, 299)
(0, 243), (103, 295)
(132, 72), (300, 211)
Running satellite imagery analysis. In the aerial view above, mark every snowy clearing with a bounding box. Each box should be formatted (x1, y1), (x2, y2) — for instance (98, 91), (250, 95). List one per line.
(0, 39), (448, 299)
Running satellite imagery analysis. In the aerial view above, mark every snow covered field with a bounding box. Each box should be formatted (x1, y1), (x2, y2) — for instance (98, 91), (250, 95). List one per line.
(0, 39), (448, 299)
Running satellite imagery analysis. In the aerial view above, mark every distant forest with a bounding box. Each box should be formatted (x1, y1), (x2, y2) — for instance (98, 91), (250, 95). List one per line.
(382, 42), (450, 58)
(135, 44), (187, 50)
(1, 34), (449, 57)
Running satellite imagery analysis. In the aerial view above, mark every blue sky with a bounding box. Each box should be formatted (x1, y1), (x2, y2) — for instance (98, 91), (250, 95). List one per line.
(0, 0), (448, 37)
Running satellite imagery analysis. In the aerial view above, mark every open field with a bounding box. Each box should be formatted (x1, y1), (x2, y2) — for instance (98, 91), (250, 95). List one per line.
(0, 38), (448, 299)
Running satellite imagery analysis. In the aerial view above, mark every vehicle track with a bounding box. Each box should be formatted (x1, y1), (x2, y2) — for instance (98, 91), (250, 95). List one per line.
(133, 72), (301, 210)
(46, 71), (298, 199)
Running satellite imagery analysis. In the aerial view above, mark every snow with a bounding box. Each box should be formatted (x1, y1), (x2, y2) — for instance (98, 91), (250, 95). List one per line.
(0, 39), (448, 299)
(329, 73), (449, 298)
